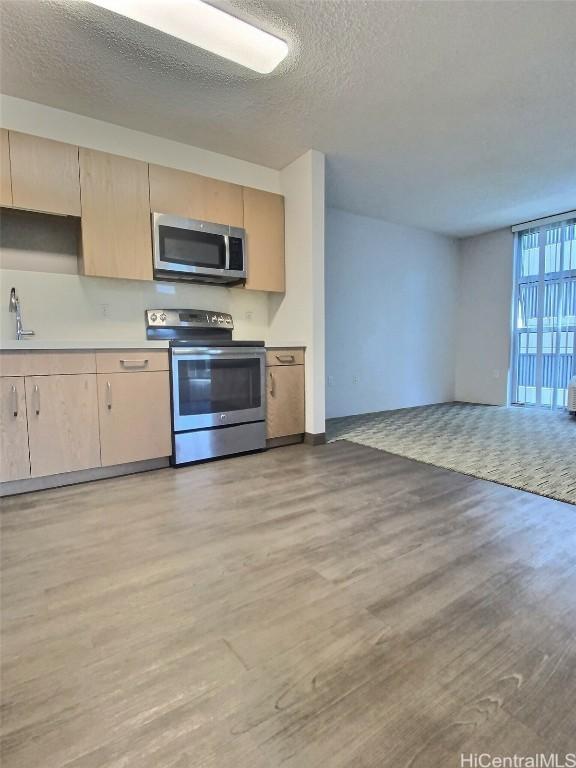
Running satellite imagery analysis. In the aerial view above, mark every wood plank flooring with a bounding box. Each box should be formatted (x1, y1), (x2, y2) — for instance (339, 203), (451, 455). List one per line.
(1, 441), (575, 768)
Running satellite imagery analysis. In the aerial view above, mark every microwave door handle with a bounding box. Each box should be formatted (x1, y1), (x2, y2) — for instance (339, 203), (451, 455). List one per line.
(224, 234), (230, 270)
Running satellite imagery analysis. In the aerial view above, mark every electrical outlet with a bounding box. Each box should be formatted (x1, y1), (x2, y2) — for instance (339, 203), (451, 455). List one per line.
(245, 310), (253, 321)
(328, 375), (335, 386)
(353, 375), (360, 385)
(100, 303), (110, 318)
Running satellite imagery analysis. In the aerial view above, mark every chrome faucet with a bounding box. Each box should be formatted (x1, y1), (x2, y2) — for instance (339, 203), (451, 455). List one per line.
(9, 288), (35, 340)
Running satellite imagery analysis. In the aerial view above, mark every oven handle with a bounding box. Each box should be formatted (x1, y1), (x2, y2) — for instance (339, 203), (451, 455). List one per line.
(172, 347), (265, 357)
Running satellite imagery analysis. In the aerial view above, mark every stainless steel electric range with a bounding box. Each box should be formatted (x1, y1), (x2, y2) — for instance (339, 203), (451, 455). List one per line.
(146, 309), (266, 465)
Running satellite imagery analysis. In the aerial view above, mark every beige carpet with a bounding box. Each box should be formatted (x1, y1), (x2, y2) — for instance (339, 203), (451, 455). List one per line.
(327, 403), (576, 505)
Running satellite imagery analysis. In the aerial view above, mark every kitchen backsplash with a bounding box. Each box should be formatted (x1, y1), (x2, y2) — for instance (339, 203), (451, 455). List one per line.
(0, 268), (270, 344)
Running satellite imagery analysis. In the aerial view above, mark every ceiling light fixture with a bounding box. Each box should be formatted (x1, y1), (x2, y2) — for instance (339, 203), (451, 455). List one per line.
(89, 0), (288, 74)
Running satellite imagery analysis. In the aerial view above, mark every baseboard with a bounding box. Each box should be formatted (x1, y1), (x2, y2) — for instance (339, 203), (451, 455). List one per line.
(304, 432), (326, 446)
(0, 457), (170, 497)
(267, 434), (304, 448)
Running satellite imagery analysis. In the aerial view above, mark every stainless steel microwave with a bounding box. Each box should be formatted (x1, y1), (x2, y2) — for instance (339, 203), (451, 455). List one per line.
(152, 213), (246, 285)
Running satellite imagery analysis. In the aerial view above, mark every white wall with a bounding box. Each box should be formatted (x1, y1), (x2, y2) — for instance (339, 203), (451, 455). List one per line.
(454, 228), (514, 405)
(0, 268), (270, 343)
(325, 208), (459, 418)
(272, 151), (326, 434)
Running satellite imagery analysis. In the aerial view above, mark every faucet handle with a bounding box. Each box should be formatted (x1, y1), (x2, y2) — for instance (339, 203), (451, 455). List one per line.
(20, 329), (35, 337)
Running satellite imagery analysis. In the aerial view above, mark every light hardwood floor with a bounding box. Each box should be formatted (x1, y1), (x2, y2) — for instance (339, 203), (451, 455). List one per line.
(1, 442), (575, 768)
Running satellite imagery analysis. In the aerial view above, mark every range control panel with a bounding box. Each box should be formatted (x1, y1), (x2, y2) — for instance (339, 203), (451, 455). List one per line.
(146, 309), (234, 330)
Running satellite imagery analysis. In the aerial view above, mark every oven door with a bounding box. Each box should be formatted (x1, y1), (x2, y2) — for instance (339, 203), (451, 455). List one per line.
(172, 347), (265, 431)
(153, 213), (246, 281)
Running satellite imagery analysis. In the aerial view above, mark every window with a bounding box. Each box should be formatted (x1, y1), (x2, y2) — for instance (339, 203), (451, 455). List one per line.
(511, 216), (576, 408)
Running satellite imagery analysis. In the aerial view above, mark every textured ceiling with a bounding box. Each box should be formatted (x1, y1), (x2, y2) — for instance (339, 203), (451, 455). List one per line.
(1, 0), (575, 237)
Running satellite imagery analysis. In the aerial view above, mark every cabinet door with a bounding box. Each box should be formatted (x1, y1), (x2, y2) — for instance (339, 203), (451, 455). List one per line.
(79, 149), (152, 280)
(266, 365), (305, 439)
(9, 132), (81, 215)
(25, 374), (100, 477)
(97, 371), (171, 466)
(243, 188), (285, 293)
(0, 377), (30, 482)
(149, 164), (243, 227)
(0, 128), (12, 206)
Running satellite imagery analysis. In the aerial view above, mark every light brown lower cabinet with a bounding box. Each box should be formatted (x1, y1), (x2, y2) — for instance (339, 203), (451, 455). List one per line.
(97, 371), (172, 466)
(25, 374), (101, 477)
(266, 362), (305, 439)
(0, 377), (30, 482)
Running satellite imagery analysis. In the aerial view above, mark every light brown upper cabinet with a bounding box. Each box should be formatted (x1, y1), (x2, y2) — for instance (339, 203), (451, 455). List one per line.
(79, 149), (152, 280)
(0, 128), (12, 206)
(149, 164), (243, 227)
(9, 132), (81, 216)
(243, 188), (285, 293)
(0, 376), (30, 482)
(25, 374), (100, 477)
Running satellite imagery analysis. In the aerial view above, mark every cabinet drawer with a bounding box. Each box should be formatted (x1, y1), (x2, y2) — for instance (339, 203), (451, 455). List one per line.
(0, 351), (96, 377)
(266, 348), (304, 367)
(95, 350), (169, 374)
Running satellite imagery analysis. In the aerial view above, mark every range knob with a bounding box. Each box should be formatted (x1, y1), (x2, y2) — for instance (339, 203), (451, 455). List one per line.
(150, 312), (158, 322)
(217, 316), (224, 324)
(211, 315), (218, 323)
(159, 313), (167, 322)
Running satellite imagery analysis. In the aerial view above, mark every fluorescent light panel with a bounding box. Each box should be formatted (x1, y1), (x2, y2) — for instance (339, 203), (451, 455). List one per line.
(89, 0), (288, 74)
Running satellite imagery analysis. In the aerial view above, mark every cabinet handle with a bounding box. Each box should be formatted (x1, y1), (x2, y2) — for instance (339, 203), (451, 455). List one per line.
(106, 381), (112, 410)
(276, 354), (295, 364)
(34, 384), (40, 415)
(11, 385), (18, 417)
(120, 358), (149, 369)
(269, 370), (275, 397)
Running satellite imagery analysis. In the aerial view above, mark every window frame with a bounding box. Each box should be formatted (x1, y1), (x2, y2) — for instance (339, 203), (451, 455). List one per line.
(510, 218), (576, 408)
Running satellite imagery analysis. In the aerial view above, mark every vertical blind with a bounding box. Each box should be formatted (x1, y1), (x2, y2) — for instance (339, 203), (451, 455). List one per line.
(511, 216), (576, 408)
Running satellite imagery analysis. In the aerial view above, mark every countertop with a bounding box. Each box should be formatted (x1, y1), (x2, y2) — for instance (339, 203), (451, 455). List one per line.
(1, 340), (306, 351)
(0, 339), (170, 351)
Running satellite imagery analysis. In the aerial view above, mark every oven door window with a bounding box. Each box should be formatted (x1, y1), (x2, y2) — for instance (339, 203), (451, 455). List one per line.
(158, 225), (227, 269)
(177, 358), (262, 415)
